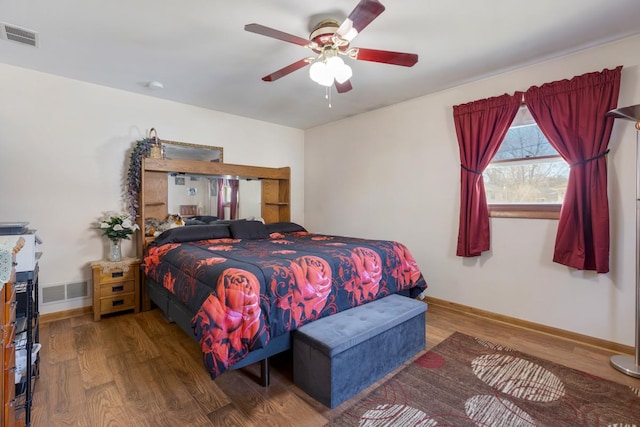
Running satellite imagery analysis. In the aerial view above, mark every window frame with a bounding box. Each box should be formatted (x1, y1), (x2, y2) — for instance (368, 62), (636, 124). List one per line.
(486, 106), (565, 220)
(488, 203), (560, 219)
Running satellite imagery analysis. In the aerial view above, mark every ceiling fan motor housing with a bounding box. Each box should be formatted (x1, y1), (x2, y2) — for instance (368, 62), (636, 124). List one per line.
(309, 19), (346, 52)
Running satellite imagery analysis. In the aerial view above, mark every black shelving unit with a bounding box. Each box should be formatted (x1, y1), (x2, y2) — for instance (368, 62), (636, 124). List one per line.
(15, 264), (39, 427)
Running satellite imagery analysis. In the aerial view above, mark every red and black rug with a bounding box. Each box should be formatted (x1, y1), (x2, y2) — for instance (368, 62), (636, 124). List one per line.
(328, 332), (640, 426)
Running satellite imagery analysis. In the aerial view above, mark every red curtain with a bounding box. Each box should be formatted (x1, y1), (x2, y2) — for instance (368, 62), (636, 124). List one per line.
(229, 179), (240, 220)
(216, 179), (225, 219)
(454, 92), (523, 257)
(524, 66), (622, 273)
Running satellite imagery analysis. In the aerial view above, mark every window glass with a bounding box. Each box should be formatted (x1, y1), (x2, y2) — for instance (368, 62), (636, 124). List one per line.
(484, 106), (569, 205)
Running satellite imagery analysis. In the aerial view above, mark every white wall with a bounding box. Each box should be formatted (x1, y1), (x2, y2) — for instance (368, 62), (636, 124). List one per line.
(305, 35), (640, 346)
(0, 64), (304, 314)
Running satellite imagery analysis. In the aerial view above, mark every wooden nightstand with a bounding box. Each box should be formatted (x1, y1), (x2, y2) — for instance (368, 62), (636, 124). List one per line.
(91, 258), (140, 321)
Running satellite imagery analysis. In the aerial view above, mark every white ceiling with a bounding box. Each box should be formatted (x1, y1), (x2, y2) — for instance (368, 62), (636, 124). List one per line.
(2, 0), (640, 129)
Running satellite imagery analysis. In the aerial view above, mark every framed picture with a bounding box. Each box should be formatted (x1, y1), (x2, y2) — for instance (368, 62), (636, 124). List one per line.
(174, 177), (185, 185)
(162, 140), (223, 162)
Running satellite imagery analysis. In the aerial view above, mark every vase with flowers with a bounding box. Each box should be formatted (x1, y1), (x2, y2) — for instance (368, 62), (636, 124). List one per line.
(98, 211), (140, 261)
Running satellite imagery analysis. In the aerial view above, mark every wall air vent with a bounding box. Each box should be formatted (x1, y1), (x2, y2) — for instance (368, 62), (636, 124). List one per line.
(42, 281), (89, 304)
(0, 22), (39, 47)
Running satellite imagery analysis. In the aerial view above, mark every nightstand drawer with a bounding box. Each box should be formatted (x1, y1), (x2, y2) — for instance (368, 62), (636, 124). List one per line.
(100, 293), (135, 314)
(94, 267), (137, 284)
(99, 280), (135, 298)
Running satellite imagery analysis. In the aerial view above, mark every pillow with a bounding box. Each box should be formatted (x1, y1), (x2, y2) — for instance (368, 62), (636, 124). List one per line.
(229, 220), (269, 240)
(194, 215), (219, 223)
(212, 218), (246, 226)
(265, 222), (307, 234)
(151, 224), (231, 246)
(184, 219), (206, 226)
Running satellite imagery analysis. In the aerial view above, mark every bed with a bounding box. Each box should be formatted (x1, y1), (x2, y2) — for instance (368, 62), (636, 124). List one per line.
(141, 220), (428, 384)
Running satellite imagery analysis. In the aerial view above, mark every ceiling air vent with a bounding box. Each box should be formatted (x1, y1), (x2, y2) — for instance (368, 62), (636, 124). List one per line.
(0, 22), (39, 47)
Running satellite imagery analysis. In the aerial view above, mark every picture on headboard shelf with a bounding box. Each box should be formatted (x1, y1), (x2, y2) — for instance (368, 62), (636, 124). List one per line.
(162, 140), (224, 163)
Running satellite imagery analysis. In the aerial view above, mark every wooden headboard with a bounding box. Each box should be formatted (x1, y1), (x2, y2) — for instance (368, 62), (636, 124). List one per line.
(138, 157), (290, 252)
(138, 157), (291, 310)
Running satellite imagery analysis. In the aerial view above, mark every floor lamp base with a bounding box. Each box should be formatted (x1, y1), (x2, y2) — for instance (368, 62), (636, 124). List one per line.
(610, 354), (640, 378)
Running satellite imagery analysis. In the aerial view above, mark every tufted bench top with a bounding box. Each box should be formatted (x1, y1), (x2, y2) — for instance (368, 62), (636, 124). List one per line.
(294, 294), (427, 356)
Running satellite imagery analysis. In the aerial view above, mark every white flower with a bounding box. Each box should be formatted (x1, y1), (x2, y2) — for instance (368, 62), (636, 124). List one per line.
(97, 211), (139, 241)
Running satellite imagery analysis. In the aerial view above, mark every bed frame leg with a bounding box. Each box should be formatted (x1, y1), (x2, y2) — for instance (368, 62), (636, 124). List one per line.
(260, 358), (270, 387)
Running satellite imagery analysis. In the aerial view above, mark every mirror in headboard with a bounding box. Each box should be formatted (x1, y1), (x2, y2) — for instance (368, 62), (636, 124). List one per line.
(168, 173), (262, 220)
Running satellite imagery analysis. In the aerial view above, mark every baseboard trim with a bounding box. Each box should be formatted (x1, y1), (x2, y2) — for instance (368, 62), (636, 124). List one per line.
(425, 296), (635, 355)
(36, 297), (637, 355)
(40, 306), (92, 324)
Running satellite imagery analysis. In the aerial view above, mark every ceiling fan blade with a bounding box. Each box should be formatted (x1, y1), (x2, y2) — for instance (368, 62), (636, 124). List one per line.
(336, 0), (386, 42)
(261, 58), (310, 82)
(245, 23), (310, 47)
(335, 79), (353, 93)
(352, 48), (418, 67)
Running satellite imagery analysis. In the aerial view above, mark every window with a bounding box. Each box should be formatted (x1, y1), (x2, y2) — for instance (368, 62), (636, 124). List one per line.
(484, 105), (569, 219)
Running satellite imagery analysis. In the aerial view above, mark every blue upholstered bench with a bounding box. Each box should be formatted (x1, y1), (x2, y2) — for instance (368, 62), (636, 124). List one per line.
(292, 294), (427, 408)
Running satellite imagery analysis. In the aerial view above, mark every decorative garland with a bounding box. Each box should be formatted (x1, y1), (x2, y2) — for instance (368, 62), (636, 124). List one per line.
(126, 137), (154, 219)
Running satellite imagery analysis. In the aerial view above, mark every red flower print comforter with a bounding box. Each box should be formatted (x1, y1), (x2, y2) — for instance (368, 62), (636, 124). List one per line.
(142, 232), (428, 379)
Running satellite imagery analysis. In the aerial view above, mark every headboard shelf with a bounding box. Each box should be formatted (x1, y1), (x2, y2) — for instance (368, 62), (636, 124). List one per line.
(143, 158), (290, 180)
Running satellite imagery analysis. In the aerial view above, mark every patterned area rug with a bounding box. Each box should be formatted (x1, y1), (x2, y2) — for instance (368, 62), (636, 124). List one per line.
(328, 332), (640, 426)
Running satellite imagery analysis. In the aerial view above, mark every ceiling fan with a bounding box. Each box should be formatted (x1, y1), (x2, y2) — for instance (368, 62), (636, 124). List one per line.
(244, 0), (418, 93)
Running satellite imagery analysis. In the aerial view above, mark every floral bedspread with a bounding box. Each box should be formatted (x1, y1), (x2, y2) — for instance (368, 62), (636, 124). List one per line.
(142, 231), (428, 379)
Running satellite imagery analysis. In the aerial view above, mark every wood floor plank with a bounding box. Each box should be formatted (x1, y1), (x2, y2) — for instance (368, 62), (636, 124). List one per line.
(155, 334), (231, 413)
(44, 318), (78, 364)
(27, 304), (640, 426)
(73, 321), (114, 389)
(99, 314), (161, 362)
(207, 403), (255, 426)
(47, 358), (88, 417)
(84, 382), (131, 427)
(108, 352), (159, 411)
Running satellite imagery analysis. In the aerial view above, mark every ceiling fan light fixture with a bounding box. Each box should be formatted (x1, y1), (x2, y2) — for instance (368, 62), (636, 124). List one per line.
(309, 61), (334, 86)
(309, 56), (352, 86)
(326, 56), (344, 71)
(330, 58), (353, 84)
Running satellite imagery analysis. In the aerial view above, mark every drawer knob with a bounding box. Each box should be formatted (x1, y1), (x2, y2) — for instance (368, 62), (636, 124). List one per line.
(112, 285), (124, 292)
(112, 299), (124, 307)
(111, 271), (124, 278)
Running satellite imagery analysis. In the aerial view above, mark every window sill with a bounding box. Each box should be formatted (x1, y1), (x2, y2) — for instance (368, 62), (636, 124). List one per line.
(488, 204), (561, 219)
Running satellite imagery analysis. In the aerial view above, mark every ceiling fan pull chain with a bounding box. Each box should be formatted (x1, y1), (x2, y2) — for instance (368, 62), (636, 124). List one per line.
(326, 86), (332, 108)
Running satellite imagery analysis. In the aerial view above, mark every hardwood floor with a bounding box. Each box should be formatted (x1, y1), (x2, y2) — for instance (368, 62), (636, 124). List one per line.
(27, 303), (639, 426)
